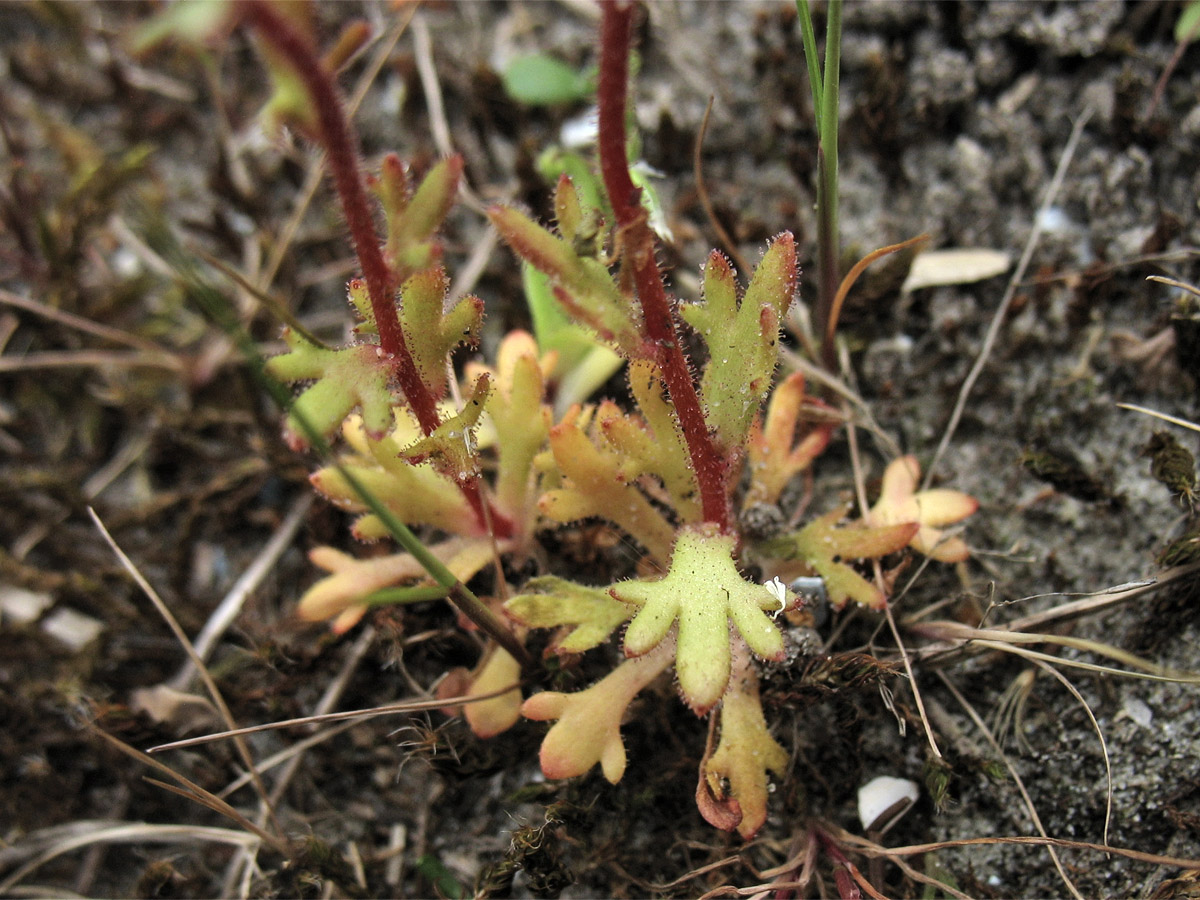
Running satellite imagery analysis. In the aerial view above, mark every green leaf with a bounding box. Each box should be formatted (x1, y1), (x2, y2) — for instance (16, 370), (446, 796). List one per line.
(761, 506), (918, 610)
(266, 329), (394, 448)
(539, 150), (609, 224)
(399, 375), (490, 482)
(596, 360), (700, 523)
(502, 54), (592, 106)
(391, 266), (483, 399)
(1177, 0), (1200, 43)
(612, 526), (784, 714)
(311, 461), (480, 539)
(523, 263), (615, 375)
(130, 0), (233, 55)
(490, 204), (643, 356)
(505, 576), (634, 654)
(539, 407), (677, 564)
(415, 853), (464, 900)
(681, 234), (798, 452)
(384, 155), (463, 274)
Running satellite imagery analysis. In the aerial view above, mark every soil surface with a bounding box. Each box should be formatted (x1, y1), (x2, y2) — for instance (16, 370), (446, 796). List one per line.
(2, 2), (1199, 898)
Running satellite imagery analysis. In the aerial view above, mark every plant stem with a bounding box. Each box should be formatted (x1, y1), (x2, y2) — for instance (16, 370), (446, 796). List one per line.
(240, 0), (503, 536)
(596, 1), (732, 532)
(171, 246), (532, 669)
(241, 0), (439, 434)
(798, 0), (842, 373)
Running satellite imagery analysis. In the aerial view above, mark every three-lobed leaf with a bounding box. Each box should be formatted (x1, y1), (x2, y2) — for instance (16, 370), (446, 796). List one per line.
(681, 234), (798, 454)
(612, 525), (785, 714)
(266, 328), (394, 449)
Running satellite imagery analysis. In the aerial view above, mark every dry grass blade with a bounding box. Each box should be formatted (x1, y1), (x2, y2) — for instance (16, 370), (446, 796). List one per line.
(993, 569), (1195, 632)
(859, 845), (974, 900)
(148, 681), (525, 752)
(912, 619), (1200, 683)
(990, 668), (1038, 754)
(842, 404), (942, 759)
(824, 233), (928, 356)
(0, 286), (182, 363)
(779, 345), (900, 459)
(170, 493), (314, 689)
(694, 96), (753, 278)
(831, 825), (1200, 871)
(412, 13), (484, 215)
(698, 881), (806, 900)
(0, 349), (184, 373)
(218, 720), (359, 800)
(0, 821), (262, 896)
(86, 728), (287, 855)
(885, 602), (941, 758)
(198, 251), (333, 350)
(644, 853), (748, 892)
(1117, 402), (1200, 434)
(1146, 274), (1200, 299)
(1027, 658), (1113, 845)
(87, 508), (283, 838)
(264, 624), (376, 807)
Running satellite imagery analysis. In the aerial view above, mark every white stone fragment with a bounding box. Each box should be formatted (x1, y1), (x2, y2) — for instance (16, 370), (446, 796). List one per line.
(41, 607), (104, 652)
(1120, 696), (1153, 729)
(0, 586), (53, 625)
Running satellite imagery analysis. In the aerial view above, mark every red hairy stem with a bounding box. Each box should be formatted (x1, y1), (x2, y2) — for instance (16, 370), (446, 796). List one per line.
(240, 1), (505, 537)
(241, 0), (439, 434)
(597, 1), (732, 531)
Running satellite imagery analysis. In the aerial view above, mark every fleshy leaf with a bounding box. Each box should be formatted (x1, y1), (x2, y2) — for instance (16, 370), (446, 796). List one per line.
(865, 455), (978, 562)
(312, 464), (479, 540)
(266, 328), (394, 449)
(745, 372), (836, 507)
(489, 204), (644, 356)
(539, 406), (677, 564)
(131, 0), (234, 54)
(245, 4), (321, 137)
(680, 234), (797, 452)
(699, 647), (789, 838)
(522, 639), (673, 783)
(376, 154), (463, 276)
(505, 576), (634, 654)
(394, 266), (483, 400)
(311, 413), (485, 539)
(612, 525), (785, 714)
(296, 536), (506, 631)
(595, 360), (701, 523)
(463, 642), (524, 739)
(399, 374), (490, 483)
(522, 262), (623, 414)
(502, 54), (592, 107)
(464, 332), (552, 541)
(762, 507), (918, 610)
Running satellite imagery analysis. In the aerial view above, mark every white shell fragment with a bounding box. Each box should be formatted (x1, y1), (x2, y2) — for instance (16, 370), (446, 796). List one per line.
(858, 775), (920, 832)
(901, 248), (1011, 293)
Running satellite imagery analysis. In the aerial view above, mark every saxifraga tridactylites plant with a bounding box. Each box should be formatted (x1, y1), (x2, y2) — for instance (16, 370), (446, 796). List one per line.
(143, 0), (976, 839)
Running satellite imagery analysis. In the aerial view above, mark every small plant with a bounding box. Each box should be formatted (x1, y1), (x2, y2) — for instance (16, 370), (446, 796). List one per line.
(146, 0), (977, 839)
